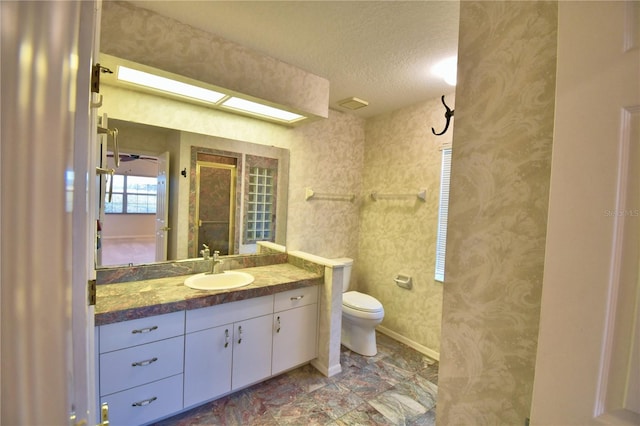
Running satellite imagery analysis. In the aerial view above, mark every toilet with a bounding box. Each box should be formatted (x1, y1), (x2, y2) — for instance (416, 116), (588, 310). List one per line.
(335, 258), (385, 356)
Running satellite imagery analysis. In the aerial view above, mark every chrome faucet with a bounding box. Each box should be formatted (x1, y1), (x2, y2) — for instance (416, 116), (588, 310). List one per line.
(207, 250), (223, 275)
(200, 244), (210, 260)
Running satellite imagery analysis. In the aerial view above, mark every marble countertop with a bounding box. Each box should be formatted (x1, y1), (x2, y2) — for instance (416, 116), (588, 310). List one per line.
(95, 263), (324, 326)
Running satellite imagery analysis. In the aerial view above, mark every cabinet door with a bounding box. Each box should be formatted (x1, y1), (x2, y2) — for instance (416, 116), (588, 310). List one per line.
(272, 304), (318, 375)
(184, 325), (233, 408)
(232, 315), (273, 390)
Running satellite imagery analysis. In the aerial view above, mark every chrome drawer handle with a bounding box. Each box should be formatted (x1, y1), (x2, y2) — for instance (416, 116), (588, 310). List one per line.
(131, 325), (158, 334)
(132, 396), (157, 407)
(131, 357), (158, 367)
(290, 295), (304, 301)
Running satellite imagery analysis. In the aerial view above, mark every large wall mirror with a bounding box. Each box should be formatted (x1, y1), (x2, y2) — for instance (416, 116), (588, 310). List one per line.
(97, 118), (289, 268)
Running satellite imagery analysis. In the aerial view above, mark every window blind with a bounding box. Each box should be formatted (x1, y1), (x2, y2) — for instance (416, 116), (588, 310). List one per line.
(435, 148), (452, 282)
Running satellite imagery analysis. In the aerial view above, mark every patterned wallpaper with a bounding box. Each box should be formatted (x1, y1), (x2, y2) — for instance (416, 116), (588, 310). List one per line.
(285, 111), (365, 259)
(358, 96), (455, 357)
(437, 1), (557, 424)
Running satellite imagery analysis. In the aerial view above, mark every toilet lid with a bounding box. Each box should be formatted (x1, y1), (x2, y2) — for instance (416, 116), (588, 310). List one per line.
(343, 291), (383, 313)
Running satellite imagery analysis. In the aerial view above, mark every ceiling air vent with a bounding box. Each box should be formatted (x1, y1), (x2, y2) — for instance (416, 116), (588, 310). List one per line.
(338, 97), (369, 110)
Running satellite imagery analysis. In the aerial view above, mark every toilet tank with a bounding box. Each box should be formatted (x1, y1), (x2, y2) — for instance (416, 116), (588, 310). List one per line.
(333, 258), (353, 292)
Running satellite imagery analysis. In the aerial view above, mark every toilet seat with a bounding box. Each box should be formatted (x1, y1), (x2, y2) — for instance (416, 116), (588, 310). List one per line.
(342, 291), (383, 313)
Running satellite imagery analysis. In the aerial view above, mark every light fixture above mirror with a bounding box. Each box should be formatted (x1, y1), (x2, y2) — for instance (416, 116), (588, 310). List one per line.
(100, 54), (308, 126)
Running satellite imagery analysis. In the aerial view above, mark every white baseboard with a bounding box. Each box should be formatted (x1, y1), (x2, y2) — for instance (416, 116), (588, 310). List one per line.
(377, 325), (440, 361)
(102, 235), (155, 241)
(310, 358), (342, 378)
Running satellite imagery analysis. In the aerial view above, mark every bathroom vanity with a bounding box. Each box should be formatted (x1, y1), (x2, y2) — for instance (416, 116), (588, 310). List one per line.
(95, 262), (323, 426)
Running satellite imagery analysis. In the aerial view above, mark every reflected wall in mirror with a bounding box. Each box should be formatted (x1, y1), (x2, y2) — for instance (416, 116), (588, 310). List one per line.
(97, 118), (289, 268)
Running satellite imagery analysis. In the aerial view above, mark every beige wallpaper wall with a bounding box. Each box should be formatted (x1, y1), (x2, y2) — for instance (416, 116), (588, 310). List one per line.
(285, 111), (365, 259)
(357, 96), (454, 356)
(437, 1), (557, 424)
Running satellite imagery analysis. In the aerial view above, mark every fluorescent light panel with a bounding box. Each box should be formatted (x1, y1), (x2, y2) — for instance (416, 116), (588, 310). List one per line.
(116, 65), (305, 124)
(118, 66), (227, 103)
(222, 97), (304, 122)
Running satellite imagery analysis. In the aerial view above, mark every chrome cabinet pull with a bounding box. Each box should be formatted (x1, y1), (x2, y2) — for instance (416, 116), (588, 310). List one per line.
(237, 325), (242, 344)
(276, 316), (281, 333)
(224, 329), (230, 348)
(290, 295), (304, 301)
(131, 325), (158, 334)
(131, 357), (158, 367)
(132, 396), (157, 407)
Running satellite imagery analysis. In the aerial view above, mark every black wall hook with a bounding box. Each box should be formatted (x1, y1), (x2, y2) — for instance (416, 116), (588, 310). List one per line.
(432, 95), (454, 136)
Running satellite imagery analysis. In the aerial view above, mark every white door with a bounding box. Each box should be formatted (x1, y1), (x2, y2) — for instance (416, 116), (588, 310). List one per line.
(531, 2), (640, 425)
(0, 1), (98, 424)
(72, 1), (100, 424)
(155, 151), (170, 261)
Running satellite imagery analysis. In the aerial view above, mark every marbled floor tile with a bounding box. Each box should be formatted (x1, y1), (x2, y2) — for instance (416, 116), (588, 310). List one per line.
(284, 363), (333, 393)
(309, 381), (366, 420)
(362, 357), (415, 386)
(368, 390), (429, 425)
(335, 402), (394, 426)
(333, 363), (395, 400)
(379, 348), (433, 378)
(417, 362), (439, 385)
(407, 409), (436, 426)
(204, 389), (276, 426)
(266, 395), (334, 425)
(364, 374), (438, 426)
(248, 373), (306, 409)
(391, 375), (438, 412)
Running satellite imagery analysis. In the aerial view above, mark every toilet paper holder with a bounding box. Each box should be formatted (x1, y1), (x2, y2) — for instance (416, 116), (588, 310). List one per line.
(394, 274), (413, 290)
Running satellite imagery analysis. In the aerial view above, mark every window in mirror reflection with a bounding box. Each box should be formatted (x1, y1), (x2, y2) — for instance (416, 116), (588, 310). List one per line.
(105, 174), (158, 214)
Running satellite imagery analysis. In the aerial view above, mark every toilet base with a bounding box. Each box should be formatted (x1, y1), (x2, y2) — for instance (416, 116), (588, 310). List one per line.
(341, 316), (380, 357)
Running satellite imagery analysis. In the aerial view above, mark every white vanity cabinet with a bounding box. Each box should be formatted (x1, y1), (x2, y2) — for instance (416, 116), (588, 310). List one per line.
(183, 295), (273, 408)
(96, 284), (320, 424)
(97, 311), (185, 426)
(272, 286), (319, 375)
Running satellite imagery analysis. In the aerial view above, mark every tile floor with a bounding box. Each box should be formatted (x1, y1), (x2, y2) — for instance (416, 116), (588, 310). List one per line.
(154, 332), (438, 426)
(100, 238), (156, 266)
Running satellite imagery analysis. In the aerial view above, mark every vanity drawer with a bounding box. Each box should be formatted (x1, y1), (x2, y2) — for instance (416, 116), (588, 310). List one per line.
(186, 295), (273, 333)
(100, 374), (183, 426)
(274, 286), (318, 312)
(99, 310), (185, 353)
(100, 336), (184, 396)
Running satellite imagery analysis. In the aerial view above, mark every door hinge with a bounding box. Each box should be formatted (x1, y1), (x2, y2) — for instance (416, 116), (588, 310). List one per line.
(99, 402), (109, 426)
(88, 279), (97, 306)
(69, 411), (87, 426)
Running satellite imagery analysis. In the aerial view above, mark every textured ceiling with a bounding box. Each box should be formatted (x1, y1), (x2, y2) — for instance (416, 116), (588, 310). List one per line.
(126, 1), (460, 118)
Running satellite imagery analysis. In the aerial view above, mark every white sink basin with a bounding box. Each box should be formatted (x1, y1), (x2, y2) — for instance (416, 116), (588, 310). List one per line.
(185, 271), (254, 291)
